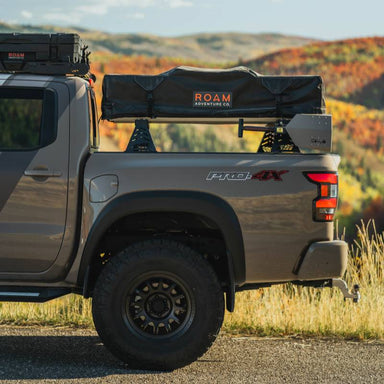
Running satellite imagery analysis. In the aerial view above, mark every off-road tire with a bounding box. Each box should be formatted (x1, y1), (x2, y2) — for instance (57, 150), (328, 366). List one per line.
(92, 239), (224, 370)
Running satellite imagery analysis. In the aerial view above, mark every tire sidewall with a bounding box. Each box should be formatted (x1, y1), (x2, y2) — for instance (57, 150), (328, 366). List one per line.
(92, 241), (224, 368)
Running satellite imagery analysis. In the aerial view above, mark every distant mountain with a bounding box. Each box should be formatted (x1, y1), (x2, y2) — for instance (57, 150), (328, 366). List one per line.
(245, 37), (384, 109)
(0, 21), (316, 63)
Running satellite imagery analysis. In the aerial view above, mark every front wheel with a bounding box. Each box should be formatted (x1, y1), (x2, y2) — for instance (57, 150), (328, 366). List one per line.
(92, 240), (224, 370)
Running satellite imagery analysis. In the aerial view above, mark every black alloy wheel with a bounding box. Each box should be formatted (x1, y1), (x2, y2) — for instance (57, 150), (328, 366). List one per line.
(124, 274), (194, 338)
(92, 240), (224, 370)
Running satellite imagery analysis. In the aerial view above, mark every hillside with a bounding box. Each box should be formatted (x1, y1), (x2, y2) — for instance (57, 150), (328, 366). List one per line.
(0, 21), (316, 63)
(245, 37), (384, 109)
(245, 37), (384, 154)
(327, 99), (384, 232)
(244, 37), (384, 233)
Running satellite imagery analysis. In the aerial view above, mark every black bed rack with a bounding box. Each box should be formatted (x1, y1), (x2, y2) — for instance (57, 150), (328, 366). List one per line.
(238, 118), (299, 153)
(124, 118), (300, 154)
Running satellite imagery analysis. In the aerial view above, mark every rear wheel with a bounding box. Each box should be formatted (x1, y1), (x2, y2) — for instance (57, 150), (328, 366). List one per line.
(92, 240), (224, 370)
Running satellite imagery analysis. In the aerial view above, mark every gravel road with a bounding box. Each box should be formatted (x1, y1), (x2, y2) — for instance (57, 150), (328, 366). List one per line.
(0, 326), (382, 383)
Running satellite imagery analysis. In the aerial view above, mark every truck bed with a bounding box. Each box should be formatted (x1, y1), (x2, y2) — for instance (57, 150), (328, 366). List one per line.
(82, 151), (339, 283)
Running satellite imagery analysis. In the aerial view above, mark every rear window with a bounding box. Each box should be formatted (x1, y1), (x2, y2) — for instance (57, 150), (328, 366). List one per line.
(0, 87), (56, 150)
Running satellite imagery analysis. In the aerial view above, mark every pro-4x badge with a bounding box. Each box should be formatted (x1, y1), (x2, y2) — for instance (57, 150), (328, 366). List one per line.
(206, 172), (251, 181)
(252, 170), (289, 181)
(206, 170), (288, 181)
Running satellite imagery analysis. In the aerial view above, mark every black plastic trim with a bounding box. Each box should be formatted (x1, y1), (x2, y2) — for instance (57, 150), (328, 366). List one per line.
(0, 286), (71, 302)
(236, 283), (273, 291)
(292, 279), (331, 288)
(237, 279), (332, 292)
(77, 190), (246, 292)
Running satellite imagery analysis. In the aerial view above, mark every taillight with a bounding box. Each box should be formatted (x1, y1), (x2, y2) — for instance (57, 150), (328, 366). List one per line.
(304, 172), (338, 222)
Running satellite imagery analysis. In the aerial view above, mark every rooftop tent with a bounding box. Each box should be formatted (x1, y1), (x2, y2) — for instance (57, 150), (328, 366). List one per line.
(101, 66), (325, 123)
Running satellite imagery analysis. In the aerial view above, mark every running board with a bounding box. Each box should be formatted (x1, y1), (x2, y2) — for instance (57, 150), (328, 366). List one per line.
(0, 287), (71, 302)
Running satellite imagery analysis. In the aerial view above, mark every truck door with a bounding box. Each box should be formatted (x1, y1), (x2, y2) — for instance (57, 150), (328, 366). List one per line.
(0, 81), (70, 274)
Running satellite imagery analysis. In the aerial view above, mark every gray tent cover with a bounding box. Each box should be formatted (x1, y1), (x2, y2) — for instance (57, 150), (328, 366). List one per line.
(101, 66), (325, 120)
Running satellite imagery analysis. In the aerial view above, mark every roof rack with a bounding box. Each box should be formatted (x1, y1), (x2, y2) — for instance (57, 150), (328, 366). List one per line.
(0, 33), (90, 76)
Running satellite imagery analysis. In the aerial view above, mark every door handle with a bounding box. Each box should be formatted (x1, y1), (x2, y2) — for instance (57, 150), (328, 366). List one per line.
(24, 169), (62, 178)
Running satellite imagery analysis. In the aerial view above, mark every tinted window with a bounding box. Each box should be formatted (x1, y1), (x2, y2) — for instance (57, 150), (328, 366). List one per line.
(0, 88), (56, 150)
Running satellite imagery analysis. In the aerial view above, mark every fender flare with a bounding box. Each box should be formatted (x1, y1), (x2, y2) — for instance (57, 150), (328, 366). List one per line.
(78, 190), (245, 310)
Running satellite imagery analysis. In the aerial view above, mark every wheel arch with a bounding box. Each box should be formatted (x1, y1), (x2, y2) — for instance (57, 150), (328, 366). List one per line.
(78, 190), (245, 310)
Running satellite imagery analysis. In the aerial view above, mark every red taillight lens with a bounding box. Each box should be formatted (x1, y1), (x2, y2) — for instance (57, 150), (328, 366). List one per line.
(305, 173), (338, 184)
(316, 198), (337, 208)
(320, 184), (329, 197)
(304, 172), (338, 222)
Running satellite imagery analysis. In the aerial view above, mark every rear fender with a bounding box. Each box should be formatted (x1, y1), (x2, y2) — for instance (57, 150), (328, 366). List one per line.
(78, 191), (245, 311)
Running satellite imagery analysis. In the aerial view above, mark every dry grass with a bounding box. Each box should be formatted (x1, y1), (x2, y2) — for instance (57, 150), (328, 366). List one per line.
(0, 221), (383, 339)
(224, 221), (384, 339)
(0, 294), (93, 328)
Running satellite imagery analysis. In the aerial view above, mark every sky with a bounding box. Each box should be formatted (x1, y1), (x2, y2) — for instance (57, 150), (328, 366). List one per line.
(1, 0), (383, 40)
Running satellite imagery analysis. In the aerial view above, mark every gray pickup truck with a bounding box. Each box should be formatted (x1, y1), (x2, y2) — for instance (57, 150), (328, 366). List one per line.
(0, 33), (359, 370)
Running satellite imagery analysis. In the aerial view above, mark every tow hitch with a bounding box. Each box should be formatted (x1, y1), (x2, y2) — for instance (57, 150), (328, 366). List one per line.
(331, 278), (360, 303)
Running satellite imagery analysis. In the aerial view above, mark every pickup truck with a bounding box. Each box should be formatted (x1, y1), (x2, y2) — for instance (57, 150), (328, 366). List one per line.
(0, 33), (359, 370)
